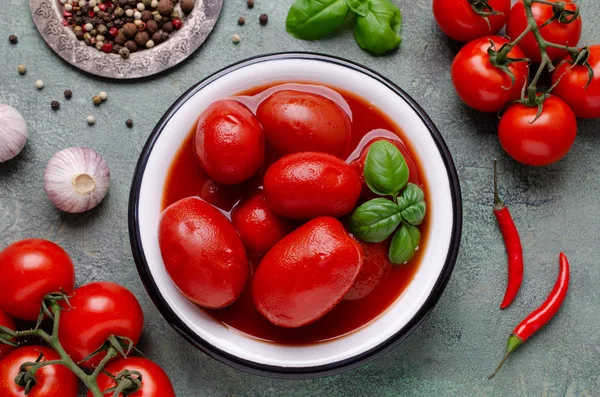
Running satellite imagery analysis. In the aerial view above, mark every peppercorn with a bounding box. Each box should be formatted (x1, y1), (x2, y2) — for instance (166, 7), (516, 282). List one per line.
(134, 31), (150, 46)
(170, 10), (180, 19)
(123, 22), (138, 38)
(126, 119), (133, 128)
(114, 32), (127, 44)
(17, 64), (26, 75)
(119, 46), (130, 58)
(64, 89), (73, 99)
(172, 19), (182, 29)
(101, 42), (113, 53)
(87, 115), (96, 125)
(112, 44), (122, 53)
(238, 17), (245, 26)
(157, 0), (173, 16)
(151, 31), (163, 43)
(138, 22), (147, 31)
(97, 24), (108, 35)
(161, 31), (170, 41)
(36, 80), (44, 90)
(180, 0), (194, 14)
(99, 91), (108, 101)
(162, 21), (173, 33)
(8, 35), (17, 44)
(125, 40), (138, 52)
(51, 101), (60, 111)
(141, 10), (152, 21)
(146, 19), (158, 33)
(232, 34), (240, 44)
(114, 6), (124, 17)
(247, 0), (254, 8)
(92, 95), (102, 105)
(259, 13), (268, 25)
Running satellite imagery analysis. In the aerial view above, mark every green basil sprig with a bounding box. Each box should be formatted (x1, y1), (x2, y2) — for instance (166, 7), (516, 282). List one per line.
(285, 0), (403, 54)
(349, 141), (427, 265)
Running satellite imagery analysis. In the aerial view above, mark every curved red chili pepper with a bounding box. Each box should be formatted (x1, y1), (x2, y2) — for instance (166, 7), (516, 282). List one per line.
(493, 161), (524, 309)
(489, 252), (570, 379)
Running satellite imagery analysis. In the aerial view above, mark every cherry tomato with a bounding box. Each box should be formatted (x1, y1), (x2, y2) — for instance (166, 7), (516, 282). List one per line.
(0, 239), (75, 321)
(0, 310), (15, 360)
(256, 90), (352, 158)
(344, 241), (390, 301)
(253, 217), (363, 328)
(0, 346), (78, 397)
(451, 36), (529, 112)
(231, 190), (295, 257)
(264, 152), (362, 220)
(195, 99), (265, 185)
(433, 0), (511, 42)
(58, 282), (144, 369)
(552, 45), (600, 119)
(498, 95), (577, 166)
(506, 0), (582, 63)
(159, 197), (249, 309)
(89, 357), (175, 397)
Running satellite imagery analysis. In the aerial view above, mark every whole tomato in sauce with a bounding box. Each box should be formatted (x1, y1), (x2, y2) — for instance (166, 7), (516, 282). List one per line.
(264, 152), (362, 220)
(0, 346), (78, 397)
(433, 0), (511, 42)
(253, 217), (364, 328)
(58, 282), (145, 369)
(90, 357), (175, 397)
(506, 0), (582, 63)
(344, 241), (391, 301)
(231, 191), (295, 257)
(195, 99), (265, 185)
(0, 239), (75, 321)
(159, 197), (249, 308)
(0, 310), (15, 360)
(552, 45), (600, 119)
(256, 90), (352, 158)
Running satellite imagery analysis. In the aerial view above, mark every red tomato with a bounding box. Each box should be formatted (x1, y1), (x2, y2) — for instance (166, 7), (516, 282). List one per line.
(159, 197), (249, 308)
(451, 36), (529, 112)
(89, 357), (175, 397)
(253, 217), (363, 328)
(552, 45), (600, 119)
(506, 0), (582, 63)
(0, 239), (75, 321)
(350, 137), (420, 201)
(195, 99), (265, 185)
(264, 152), (362, 220)
(256, 90), (352, 158)
(498, 95), (577, 166)
(58, 282), (144, 369)
(433, 0), (511, 42)
(231, 191), (295, 257)
(344, 241), (391, 301)
(0, 346), (78, 397)
(0, 310), (15, 360)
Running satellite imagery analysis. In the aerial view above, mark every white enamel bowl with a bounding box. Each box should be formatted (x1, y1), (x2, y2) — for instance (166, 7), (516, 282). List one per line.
(129, 53), (462, 379)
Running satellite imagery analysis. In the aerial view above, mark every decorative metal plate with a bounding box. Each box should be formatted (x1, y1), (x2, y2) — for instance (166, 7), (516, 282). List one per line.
(30, 0), (223, 79)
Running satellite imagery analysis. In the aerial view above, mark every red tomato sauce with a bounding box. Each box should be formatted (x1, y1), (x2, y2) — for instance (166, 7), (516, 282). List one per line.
(162, 83), (430, 345)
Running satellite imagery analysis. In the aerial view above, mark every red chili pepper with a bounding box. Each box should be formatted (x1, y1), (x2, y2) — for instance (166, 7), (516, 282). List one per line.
(493, 161), (524, 309)
(489, 252), (570, 379)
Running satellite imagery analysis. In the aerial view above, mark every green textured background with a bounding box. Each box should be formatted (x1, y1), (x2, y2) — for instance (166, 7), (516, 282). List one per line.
(1, 0), (600, 396)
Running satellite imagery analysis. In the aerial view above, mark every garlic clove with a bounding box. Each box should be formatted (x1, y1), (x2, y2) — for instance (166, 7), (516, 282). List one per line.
(44, 147), (110, 213)
(0, 104), (28, 163)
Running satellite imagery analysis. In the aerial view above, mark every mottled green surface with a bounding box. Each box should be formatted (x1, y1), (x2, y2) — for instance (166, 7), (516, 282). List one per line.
(1, 0), (600, 396)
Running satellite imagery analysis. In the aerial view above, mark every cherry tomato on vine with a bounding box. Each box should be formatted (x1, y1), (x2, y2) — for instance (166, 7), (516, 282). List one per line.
(0, 310), (15, 360)
(552, 45), (600, 119)
(89, 357), (175, 397)
(498, 95), (577, 166)
(452, 36), (529, 112)
(58, 282), (144, 369)
(0, 239), (75, 321)
(0, 346), (78, 397)
(433, 0), (511, 42)
(506, 0), (582, 63)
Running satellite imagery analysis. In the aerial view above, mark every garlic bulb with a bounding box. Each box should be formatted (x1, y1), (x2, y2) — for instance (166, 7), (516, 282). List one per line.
(44, 147), (110, 213)
(0, 104), (28, 163)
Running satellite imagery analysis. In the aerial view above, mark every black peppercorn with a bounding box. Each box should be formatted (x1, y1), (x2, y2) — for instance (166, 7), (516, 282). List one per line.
(141, 10), (153, 21)
(114, 32), (127, 45)
(51, 101), (60, 111)
(134, 31), (150, 47)
(126, 119), (133, 128)
(162, 21), (174, 33)
(125, 40), (138, 52)
(238, 17), (245, 26)
(64, 90), (73, 100)
(152, 31), (163, 43)
(259, 13), (268, 25)
(146, 19), (158, 34)
(8, 35), (18, 44)
(123, 22), (138, 38)
(247, 0), (254, 8)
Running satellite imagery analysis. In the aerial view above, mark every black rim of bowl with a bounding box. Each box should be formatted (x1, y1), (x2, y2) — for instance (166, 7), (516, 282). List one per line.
(128, 52), (463, 380)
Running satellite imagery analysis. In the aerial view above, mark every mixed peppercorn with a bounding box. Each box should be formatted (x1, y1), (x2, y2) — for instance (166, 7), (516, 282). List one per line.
(60, 0), (194, 58)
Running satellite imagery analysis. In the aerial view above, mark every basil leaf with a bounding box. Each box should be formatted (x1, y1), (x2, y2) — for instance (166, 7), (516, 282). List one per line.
(350, 198), (402, 243)
(354, 0), (402, 54)
(389, 223), (421, 265)
(346, 0), (369, 16)
(286, 0), (350, 41)
(401, 201), (426, 226)
(364, 140), (409, 198)
(402, 183), (424, 205)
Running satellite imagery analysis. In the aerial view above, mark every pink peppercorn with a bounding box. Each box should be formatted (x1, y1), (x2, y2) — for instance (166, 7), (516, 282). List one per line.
(98, 3), (107, 11)
(62, 20), (69, 26)
(172, 19), (182, 29)
(101, 42), (113, 53)
(88, 11), (95, 17)
(109, 27), (118, 36)
(138, 22), (147, 31)
(63, 10), (73, 17)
